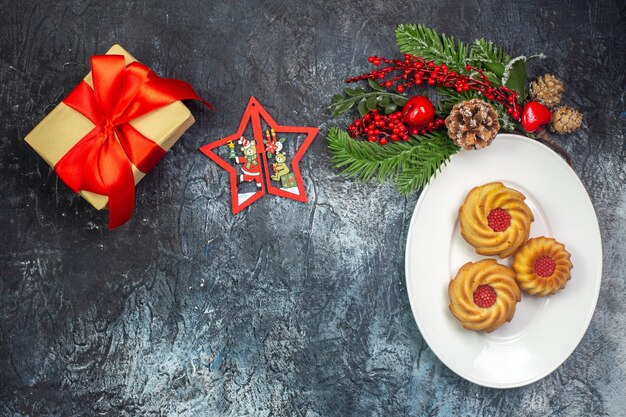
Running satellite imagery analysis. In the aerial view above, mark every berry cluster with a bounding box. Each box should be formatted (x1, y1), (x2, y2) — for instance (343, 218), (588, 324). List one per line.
(534, 255), (556, 277)
(487, 208), (512, 232)
(473, 285), (497, 308)
(348, 109), (445, 145)
(357, 54), (523, 121)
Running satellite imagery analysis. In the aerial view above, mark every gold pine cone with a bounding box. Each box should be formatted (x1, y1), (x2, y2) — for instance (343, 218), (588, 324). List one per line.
(529, 74), (564, 108)
(550, 106), (583, 134)
(445, 99), (500, 150)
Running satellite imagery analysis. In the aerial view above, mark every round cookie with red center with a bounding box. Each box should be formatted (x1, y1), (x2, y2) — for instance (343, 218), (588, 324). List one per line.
(512, 237), (573, 296)
(458, 182), (534, 258)
(448, 259), (521, 333)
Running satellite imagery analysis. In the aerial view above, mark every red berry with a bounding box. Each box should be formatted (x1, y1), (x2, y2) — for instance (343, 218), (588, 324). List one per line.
(397, 85), (405, 93)
(487, 208), (511, 232)
(384, 81), (393, 88)
(473, 285), (497, 308)
(379, 138), (388, 145)
(534, 256), (556, 277)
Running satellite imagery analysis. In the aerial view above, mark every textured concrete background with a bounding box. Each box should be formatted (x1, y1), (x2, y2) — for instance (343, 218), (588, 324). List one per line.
(1, 0), (624, 416)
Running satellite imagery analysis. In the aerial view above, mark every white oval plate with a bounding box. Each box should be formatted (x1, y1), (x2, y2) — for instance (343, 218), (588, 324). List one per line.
(405, 134), (602, 388)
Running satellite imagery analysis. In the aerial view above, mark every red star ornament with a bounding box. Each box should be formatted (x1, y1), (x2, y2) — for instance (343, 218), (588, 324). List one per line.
(200, 97), (318, 214)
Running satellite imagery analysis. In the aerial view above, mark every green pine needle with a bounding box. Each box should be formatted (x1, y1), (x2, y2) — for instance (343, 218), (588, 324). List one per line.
(395, 24), (468, 71)
(327, 128), (459, 195)
(468, 39), (511, 66)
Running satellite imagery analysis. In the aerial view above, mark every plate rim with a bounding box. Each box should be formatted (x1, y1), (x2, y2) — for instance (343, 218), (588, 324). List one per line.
(404, 133), (603, 389)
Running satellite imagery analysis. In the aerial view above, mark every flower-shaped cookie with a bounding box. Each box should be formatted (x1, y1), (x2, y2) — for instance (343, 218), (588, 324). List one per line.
(513, 237), (573, 296)
(459, 182), (534, 258)
(448, 259), (521, 332)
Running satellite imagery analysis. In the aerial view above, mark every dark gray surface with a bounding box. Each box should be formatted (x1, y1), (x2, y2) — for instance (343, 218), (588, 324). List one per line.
(1, 1), (625, 416)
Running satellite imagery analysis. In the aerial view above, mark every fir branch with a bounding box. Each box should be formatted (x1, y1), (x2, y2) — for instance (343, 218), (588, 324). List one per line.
(327, 127), (459, 194)
(395, 24), (468, 71)
(468, 39), (511, 69)
(395, 134), (459, 194)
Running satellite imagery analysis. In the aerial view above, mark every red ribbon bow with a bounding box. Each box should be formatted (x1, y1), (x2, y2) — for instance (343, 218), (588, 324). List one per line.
(55, 54), (211, 229)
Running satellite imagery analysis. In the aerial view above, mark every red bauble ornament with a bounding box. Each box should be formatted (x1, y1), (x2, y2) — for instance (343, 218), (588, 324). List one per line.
(402, 96), (435, 129)
(521, 101), (551, 133)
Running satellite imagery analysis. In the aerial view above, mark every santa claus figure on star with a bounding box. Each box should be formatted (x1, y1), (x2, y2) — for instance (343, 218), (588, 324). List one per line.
(230, 136), (262, 187)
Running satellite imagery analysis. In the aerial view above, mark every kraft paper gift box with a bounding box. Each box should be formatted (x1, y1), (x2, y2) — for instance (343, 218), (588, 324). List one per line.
(24, 44), (195, 210)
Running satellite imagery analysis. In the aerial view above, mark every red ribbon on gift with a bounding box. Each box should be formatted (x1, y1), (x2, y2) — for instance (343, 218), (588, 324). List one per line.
(54, 54), (212, 229)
